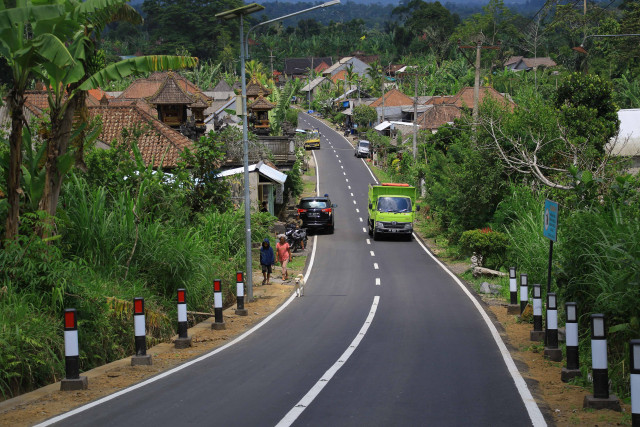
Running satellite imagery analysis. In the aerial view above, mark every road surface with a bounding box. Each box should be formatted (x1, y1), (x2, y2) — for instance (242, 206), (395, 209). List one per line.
(40, 113), (545, 427)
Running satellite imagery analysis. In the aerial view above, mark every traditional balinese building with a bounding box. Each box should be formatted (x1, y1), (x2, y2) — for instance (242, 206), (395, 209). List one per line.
(248, 94), (275, 135)
(245, 78), (275, 134)
(146, 73), (195, 127)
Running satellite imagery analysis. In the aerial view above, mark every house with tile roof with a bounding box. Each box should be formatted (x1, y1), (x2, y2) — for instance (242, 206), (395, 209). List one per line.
(0, 90), (193, 170)
(88, 104), (193, 169)
(369, 88), (420, 123)
(370, 88), (414, 108)
(425, 86), (515, 111)
(504, 56), (557, 71)
(417, 104), (462, 133)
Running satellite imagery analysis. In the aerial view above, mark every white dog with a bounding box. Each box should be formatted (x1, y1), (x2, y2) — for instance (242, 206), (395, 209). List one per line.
(294, 274), (305, 297)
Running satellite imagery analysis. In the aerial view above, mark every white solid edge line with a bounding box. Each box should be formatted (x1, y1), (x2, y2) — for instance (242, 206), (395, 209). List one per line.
(412, 234), (547, 427)
(361, 158), (379, 184)
(36, 122), (324, 427)
(276, 296), (380, 427)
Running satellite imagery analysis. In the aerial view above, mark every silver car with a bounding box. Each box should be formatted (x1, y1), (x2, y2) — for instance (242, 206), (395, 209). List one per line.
(355, 140), (370, 158)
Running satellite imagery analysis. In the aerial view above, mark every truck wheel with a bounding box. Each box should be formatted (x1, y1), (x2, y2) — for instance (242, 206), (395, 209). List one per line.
(367, 220), (373, 236)
(372, 227), (379, 241)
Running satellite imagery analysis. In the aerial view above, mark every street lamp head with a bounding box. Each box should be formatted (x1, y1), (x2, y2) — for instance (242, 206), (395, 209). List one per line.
(321, 0), (341, 6)
(215, 3), (264, 19)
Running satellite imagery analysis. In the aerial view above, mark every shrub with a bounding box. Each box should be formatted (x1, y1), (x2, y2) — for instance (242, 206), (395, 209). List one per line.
(459, 228), (509, 269)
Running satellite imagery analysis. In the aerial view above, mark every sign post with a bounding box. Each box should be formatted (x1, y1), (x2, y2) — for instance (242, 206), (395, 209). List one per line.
(543, 199), (558, 294)
(543, 199), (558, 346)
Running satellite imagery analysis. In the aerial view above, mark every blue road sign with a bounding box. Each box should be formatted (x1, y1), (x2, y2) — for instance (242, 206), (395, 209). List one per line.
(543, 199), (559, 242)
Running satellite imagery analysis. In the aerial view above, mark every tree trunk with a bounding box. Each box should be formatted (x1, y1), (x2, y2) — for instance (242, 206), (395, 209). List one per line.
(37, 92), (83, 236)
(4, 88), (25, 241)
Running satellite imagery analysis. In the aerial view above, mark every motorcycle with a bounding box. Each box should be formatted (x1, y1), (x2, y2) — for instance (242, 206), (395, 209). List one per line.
(285, 223), (308, 253)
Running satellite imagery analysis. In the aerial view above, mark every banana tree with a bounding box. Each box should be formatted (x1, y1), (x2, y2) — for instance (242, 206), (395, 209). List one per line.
(32, 1), (198, 234)
(1, 0), (198, 239)
(0, 0), (74, 240)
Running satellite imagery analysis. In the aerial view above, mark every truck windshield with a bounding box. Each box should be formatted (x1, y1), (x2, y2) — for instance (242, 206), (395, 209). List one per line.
(377, 197), (411, 213)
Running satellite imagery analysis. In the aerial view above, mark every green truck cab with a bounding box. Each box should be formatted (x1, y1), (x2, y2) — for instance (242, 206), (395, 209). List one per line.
(367, 183), (419, 240)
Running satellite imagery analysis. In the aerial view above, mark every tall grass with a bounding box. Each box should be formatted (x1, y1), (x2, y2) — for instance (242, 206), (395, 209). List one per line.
(499, 185), (554, 286)
(0, 176), (276, 398)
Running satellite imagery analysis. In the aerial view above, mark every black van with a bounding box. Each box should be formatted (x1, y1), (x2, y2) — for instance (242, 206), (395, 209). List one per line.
(297, 196), (337, 233)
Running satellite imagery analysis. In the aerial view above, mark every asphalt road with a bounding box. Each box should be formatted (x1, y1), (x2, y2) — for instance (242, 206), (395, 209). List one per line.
(40, 113), (545, 427)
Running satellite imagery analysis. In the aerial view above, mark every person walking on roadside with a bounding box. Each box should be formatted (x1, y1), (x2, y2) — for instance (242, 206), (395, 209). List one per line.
(260, 238), (275, 285)
(276, 234), (292, 281)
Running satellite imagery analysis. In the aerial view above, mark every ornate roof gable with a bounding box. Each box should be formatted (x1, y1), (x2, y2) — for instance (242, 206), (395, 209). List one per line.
(146, 73), (195, 105)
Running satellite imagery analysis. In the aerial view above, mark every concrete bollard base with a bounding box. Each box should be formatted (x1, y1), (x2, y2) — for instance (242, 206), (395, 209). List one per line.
(235, 309), (248, 316)
(131, 355), (153, 366)
(583, 394), (621, 411)
(212, 321), (226, 330)
(530, 330), (545, 341)
(60, 376), (88, 391)
(544, 347), (563, 361)
(561, 367), (582, 382)
(507, 304), (520, 315)
(174, 336), (192, 349)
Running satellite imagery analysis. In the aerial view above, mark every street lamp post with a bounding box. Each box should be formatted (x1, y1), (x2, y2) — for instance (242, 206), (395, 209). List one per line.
(216, 0), (339, 302)
(216, 3), (265, 303)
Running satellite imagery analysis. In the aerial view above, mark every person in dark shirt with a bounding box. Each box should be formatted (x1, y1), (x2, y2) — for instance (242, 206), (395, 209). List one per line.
(260, 238), (275, 285)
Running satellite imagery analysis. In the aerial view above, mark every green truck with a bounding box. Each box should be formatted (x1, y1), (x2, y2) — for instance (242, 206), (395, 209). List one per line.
(367, 183), (419, 240)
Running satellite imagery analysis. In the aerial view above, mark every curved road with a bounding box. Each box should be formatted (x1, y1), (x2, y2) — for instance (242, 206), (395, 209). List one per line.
(40, 113), (546, 426)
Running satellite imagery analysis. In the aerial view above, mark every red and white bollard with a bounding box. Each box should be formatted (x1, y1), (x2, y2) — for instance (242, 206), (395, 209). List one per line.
(131, 297), (152, 365)
(61, 308), (88, 390)
(212, 279), (226, 330)
(175, 289), (192, 349)
(235, 272), (248, 316)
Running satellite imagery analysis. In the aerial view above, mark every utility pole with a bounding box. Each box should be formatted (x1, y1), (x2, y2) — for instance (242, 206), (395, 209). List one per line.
(458, 35), (501, 139)
(381, 69), (385, 123)
(413, 72), (418, 159)
(269, 49), (275, 79)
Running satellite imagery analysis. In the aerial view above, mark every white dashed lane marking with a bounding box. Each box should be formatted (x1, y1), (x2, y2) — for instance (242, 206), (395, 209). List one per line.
(348, 186), (351, 190)
(374, 263), (379, 269)
(366, 239), (371, 245)
(370, 251), (375, 257)
(353, 200), (356, 205)
(376, 278), (381, 286)
(356, 208), (359, 213)
(350, 193), (354, 196)
(362, 227), (367, 233)
(346, 179), (349, 183)
(359, 217), (363, 222)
